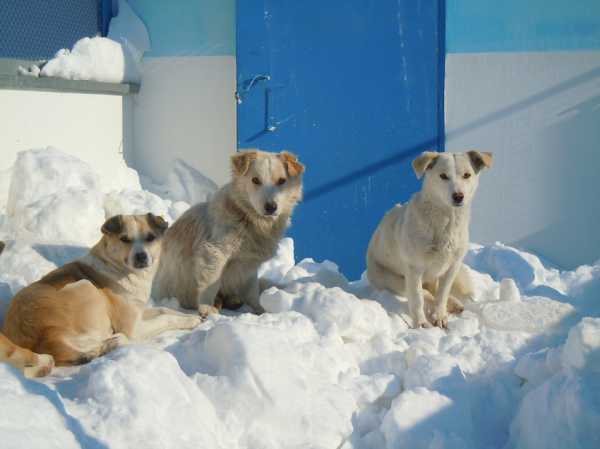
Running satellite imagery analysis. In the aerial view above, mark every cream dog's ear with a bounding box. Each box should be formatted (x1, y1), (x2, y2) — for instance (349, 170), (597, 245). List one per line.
(231, 150), (258, 176)
(279, 151), (305, 177)
(147, 213), (169, 235)
(412, 151), (440, 179)
(467, 151), (493, 173)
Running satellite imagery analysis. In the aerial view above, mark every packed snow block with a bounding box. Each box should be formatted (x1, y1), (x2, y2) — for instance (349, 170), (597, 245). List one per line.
(479, 296), (574, 334)
(57, 346), (230, 449)
(466, 243), (563, 294)
(169, 313), (356, 449)
(6, 148), (105, 245)
(0, 365), (80, 449)
(260, 281), (392, 341)
(39, 37), (137, 83)
(104, 189), (173, 222)
(257, 237), (295, 285)
(381, 387), (472, 449)
(561, 317), (600, 372)
(0, 242), (57, 295)
(163, 160), (218, 205)
(508, 369), (600, 449)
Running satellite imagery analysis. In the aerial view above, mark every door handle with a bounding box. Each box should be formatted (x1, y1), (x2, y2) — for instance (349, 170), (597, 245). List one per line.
(236, 74), (271, 104)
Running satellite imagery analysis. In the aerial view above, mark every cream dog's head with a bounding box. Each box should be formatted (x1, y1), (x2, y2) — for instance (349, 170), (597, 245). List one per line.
(412, 151), (493, 208)
(231, 149), (305, 219)
(99, 213), (168, 270)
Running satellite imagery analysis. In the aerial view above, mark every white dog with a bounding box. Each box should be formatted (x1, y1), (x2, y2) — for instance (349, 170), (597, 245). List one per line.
(152, 149), (304, 316)
(367, 151), (493, 328)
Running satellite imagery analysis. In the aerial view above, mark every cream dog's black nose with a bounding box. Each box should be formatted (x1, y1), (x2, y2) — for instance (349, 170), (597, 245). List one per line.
(264, 201), (278, 215)
(452, 192), (464, 204)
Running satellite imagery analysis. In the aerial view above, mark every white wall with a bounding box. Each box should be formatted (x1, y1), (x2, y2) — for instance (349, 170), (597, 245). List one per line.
(445, 52), (600, 269)
(0, 89), (136, 192)
(129, 56), (236, 186)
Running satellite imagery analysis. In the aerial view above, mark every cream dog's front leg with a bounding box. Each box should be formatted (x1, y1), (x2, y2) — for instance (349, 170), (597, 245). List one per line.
(432, 260), (463, 328)
(192, 244), (230, 318)
(405, 269), (431, 328)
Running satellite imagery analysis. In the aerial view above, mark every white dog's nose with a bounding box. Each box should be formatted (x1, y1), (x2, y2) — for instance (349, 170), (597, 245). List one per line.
(452, 192), (464, 205)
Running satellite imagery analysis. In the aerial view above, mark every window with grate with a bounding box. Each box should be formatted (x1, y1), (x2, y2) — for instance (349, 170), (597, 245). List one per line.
(0, 0), (108, 60)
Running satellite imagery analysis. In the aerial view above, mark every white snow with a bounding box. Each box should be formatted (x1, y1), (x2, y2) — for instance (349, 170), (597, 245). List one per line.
(19, 0), (150, 84)
(1, 148), (599, 449)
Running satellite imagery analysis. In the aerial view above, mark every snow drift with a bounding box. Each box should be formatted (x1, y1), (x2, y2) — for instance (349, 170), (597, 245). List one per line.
(0, 148), (599, 449)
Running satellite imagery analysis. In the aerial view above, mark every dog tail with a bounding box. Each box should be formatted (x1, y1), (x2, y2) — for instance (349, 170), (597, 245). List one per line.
(0, 332), (54, 378)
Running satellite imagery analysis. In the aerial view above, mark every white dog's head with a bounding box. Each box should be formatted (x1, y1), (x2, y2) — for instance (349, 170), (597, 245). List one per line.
(99, 213), (168, 270)
(412, 151), (493, 208)
(231, 149), (305, 219)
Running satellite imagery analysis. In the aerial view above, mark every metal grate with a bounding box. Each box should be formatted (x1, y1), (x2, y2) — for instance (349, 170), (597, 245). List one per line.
(0, 0), (102, 60)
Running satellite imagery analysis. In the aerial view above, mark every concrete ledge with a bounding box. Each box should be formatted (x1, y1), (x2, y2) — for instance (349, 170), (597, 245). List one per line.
(0, 58), (139, 96)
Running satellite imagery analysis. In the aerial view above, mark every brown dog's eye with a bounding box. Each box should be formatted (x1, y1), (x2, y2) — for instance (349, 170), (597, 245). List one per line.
(463, 173), (472, 179)
(120, 236), (132, 244)
(440, 173), (449, 181)
(146, 234), (156, 242)
(252, 177), (262, 185)
(277, 178), (286, 186)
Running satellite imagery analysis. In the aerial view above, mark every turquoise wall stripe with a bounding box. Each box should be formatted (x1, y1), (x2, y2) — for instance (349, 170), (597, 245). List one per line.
(127, 0), (235, 57)
(447, 0), (600, 53)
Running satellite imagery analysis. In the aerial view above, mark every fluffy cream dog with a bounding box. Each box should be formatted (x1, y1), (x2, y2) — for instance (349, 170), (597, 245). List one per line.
(3, 214), (201, 369)
(153, 149), (304, 315)
(367, 151), (493, 328)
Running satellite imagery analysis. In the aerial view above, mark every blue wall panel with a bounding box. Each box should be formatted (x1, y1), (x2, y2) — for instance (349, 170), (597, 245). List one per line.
(127, 0), (235, 57)
(237, 0), (443, 279)
(447, 0), (600, 53)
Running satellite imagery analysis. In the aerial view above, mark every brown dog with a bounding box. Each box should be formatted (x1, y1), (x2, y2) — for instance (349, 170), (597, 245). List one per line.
(2, 214), (201, 371)
(0, 241), (54, 377)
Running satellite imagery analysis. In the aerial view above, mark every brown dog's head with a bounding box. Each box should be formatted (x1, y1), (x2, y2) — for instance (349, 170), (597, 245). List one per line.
(231, 149), (305, 218)
(99, 213), (168, 270)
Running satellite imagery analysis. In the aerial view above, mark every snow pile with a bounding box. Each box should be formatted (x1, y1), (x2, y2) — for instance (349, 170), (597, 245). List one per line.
(19, 1), (149, 83)
(1, 148), (599, 449)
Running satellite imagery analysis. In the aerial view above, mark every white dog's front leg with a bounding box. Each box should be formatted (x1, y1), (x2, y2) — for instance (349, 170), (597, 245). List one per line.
(192, 246), (230, 318)
(432, 261), (463, 328)
(133, 307), (202, 340)
(242, 274), (262, 314)
(405, 270), (430, 328)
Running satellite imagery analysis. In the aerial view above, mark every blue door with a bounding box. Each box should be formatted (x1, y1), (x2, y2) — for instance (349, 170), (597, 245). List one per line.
(237, 1), (444, 279)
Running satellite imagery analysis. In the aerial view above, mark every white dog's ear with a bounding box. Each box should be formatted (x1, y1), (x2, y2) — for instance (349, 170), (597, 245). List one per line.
(279, 151), (305, 177)
(467, 151), (493, 173)
(101, 215), (123, 235)
(412, 151), (439, 179)
(231, 150), (258, 176)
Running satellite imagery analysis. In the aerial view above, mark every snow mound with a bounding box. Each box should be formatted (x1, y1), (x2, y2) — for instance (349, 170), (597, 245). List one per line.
(1, 147), (600, 449)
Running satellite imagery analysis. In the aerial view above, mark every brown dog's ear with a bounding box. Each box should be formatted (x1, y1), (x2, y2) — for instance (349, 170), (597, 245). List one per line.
(101, 215), (123, 235)
(467, 151), (493, 173)
(280, 151), (305, 177)
(0, 241), (4, 255)
(412, 151), (440, 179)
(231, 150), (258, 176)
(147, 213), (169, 235)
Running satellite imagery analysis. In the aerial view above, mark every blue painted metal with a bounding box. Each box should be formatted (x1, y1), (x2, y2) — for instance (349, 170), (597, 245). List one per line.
(447, 0), (600, 53)
(127, 0), (235, 57)
(237, 0), (443, 279)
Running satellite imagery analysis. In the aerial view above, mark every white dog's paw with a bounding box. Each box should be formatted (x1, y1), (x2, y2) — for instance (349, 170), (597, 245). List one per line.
(431, 309), (449, 328)
(24, 353), (55, 378)
(198, 304), (219, 319)
(412, 315), (433, 329)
